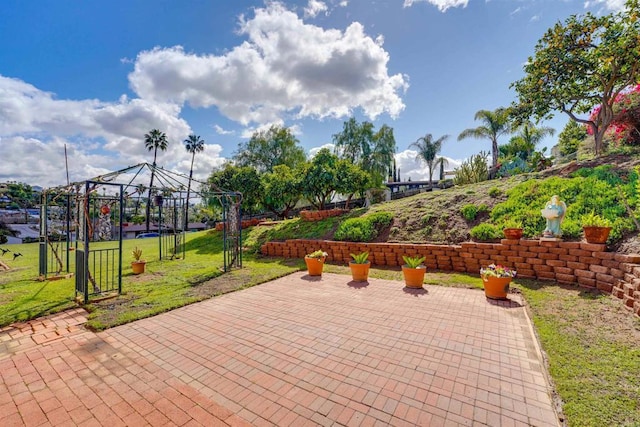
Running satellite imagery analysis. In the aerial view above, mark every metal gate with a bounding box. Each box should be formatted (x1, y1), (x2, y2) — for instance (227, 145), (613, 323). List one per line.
(155, 196), (186, 260)
(75, 181), (124, 303)
(39, 192), (74, 278)
(222, 195), (242, 271)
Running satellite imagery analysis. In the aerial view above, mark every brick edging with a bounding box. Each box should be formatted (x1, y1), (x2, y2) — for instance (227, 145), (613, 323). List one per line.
(260, 239), (640, 317)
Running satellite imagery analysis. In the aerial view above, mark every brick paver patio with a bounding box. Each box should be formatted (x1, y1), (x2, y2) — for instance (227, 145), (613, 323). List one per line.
(0, 272), (560, 426)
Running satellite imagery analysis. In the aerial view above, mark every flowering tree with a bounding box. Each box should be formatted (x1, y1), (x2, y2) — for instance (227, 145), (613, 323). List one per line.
(512, 0), (640, 156)
(588, 84), (640, 146)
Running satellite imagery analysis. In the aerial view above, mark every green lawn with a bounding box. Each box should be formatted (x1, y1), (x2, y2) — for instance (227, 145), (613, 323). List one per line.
(1, 231), (639, 425)
(515, 280), (640, 427)
(0, 229), (302, 330)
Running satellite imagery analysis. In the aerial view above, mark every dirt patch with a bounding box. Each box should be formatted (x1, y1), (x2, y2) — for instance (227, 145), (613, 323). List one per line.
(128, 272), (165, 283)
(185, 260), (300, 299)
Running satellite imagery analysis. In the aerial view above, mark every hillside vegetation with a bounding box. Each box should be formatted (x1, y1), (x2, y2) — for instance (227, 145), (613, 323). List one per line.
(247, 155), (640, 252)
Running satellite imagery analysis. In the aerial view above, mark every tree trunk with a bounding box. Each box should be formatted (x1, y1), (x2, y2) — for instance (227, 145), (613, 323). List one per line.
(145, 152), (158, 232)
(491, 138), (499, 168)
(184, 153), (195, 230)
(281, 207), (291, 220)
(594, 128), (606, 157)
(345, 194), (353, 209)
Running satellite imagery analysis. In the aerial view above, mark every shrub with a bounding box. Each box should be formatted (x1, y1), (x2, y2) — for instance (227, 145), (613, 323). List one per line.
(334, 218), (374, 242)
(0, 234), (7, 244)
(334, 211), (393, 242)
(489, 187), (502, 198)
(454, 151), (489, 185)
(469, 223), (501, 241)
(560, 219), (582, 239)
(367, 211), (393, 228)
(460, 204), (479, 221)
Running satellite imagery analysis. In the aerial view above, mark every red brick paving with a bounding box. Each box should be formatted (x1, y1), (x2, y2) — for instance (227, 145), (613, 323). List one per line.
(0, 272), (560, 426)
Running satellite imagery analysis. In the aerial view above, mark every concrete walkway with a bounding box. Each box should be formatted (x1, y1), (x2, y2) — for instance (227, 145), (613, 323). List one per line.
(0, 273), (560, 426)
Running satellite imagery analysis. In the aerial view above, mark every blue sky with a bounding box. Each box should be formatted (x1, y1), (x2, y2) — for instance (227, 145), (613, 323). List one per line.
(0, 0), (624, 187)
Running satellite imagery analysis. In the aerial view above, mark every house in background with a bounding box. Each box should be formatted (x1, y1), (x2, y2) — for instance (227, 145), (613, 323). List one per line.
(121, 222), (207, 239)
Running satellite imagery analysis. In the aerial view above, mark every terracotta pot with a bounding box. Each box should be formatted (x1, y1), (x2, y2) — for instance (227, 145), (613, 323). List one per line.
(503, 228), (523, 240)
(131, 261), (146, 275)
(583, 226), (612, 244)
(305, 256), (325, 276)
(482, 276), (511, 300)
(349, 261), (370, 282)
(402, 266), (426, 288)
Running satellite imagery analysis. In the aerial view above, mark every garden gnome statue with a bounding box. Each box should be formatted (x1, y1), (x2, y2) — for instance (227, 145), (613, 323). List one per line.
(541, 195), (566, 238)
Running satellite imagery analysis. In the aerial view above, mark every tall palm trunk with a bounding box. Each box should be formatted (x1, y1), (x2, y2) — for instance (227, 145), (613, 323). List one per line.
(145, 149), (158, 232)
(184, 152), (195, 230)
(491, 138), (499, 168)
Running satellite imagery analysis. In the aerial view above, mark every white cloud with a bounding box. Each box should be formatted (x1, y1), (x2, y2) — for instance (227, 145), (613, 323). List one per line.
(0, 75), (227, 187)
(128, 2), (407, 126)
(309, 143), (335, 158)
(584, 0), (625, 11)
(0, 136), (113, 187)
(403, 0), (468, 12)
(213, 124), (234, 135)
(174, 144), (227, 181)
(530, 14), (540, 22)
(339, 1), (348, 6)
(304, 0), (328, 18)
(394, 150), (461, 181)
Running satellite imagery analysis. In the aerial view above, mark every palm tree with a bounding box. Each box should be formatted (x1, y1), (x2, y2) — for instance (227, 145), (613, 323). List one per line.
(144, 129), (169, 231)
(505, 123), (555, 161)
(458, 108), (511, 169)
(410, 134), (450, 184)
(183, 134), (205, 229)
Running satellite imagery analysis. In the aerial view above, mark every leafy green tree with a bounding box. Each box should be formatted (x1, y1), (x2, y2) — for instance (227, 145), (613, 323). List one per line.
(208, 164), (262, 216)
(558, 120), (588, 157)
(7, 182), (36, 222)
(144, 129), (169, 231)
(301, 148), (340, 210)
(261, 165), (303, 219)
(457, 108), (511, 168)
(183, 134), (205, 228)
(0, 221), (19, 243)
(501, 123), (554, 161)
(335, 160), (370, 209)
(332, 118), (396, 186)
(512, 0), (640, 156)
(233, 125), (306, 172)
(410, 134), (450, 184)
(370, 125), (397, 186)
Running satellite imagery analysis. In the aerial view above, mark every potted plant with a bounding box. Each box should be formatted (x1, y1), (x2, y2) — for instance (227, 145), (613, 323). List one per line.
(502, 218), (523, 240)
(581, 211), (612, 244)
(349, 252), (370, 282)
(131, 246), (146, 275)
(402, 255), (426, 289)
(480, 264), (516, 300)
(305, 250), (328, 276)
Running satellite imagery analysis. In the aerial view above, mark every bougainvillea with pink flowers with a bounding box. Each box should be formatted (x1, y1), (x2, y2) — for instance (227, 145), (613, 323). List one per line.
(587, 84), (640, 147)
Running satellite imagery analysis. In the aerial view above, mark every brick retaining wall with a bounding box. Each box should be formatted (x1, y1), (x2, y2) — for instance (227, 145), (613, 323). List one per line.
(299, 209), (348, 221)
(260, 238), (640, 317)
